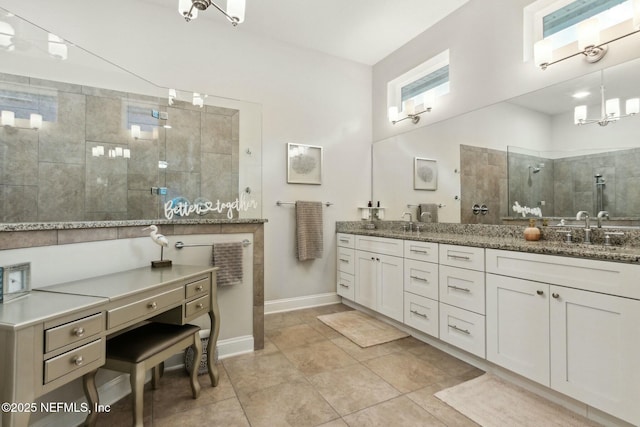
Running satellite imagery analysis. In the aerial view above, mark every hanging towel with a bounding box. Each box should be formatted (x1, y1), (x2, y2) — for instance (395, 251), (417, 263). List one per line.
(296, 201), (323, 261)
(418, 203), (438, 223)
(211, 242), (243, 286)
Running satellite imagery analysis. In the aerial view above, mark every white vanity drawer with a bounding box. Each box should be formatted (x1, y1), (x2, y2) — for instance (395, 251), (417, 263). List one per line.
(356, 235), (404, 257)
(439, 265), (485, 315)
(45, 313), (104, 353)
(404, 292), (438, 337)
(404, 259), (438, 300)
(337, 247), (355, 275)
(404, 240), (438, 263)
(44, 339), (104, 384)
(439, 244), (485, 272)
(337, 233), (355, 248)
(337, 271), (355, 300)
(439, 303), (485, 358)
(486, 249), (640, 300)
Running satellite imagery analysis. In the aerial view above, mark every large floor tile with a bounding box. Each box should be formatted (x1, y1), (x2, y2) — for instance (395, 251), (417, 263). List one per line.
(266, 323), (327, 350)
(153, 397), (250, 427)
(237, 379), (339, 427)
(342, 395), (447, 426)
(410, 344), (482, 378)
(308, 363), (401, 415)
(222, 351), (305, 393)
(264, 311), (306, 332)
(281, 339), (358, 376)
(364, 352), (450, 393)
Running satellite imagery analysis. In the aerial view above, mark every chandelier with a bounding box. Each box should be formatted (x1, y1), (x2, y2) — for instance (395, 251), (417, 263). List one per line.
(178, 0), (245, 25)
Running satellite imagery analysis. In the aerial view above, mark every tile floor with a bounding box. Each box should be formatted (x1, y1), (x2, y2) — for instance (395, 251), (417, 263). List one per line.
(95, 304), (485, 426)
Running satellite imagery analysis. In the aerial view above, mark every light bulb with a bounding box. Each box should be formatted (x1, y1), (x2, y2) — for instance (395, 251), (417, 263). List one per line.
(403, 99), (415, 116)
(227, 0), (245, 23)
(577, 18), (600, 51)
(605, 98), (620, 119)
(1, 110), (15, 127)
(534, 39), (553, 68)
(626, 98), (640, 115)
(574, 105), (587, 124)
(388, 106), (398, 122)
(30, 113), (42, 130)
(131, 125), (141, 139)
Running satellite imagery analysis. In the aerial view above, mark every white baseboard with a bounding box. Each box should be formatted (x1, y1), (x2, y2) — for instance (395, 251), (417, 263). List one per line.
(31, 335), (255, 427)
(265, 292), (341, 314)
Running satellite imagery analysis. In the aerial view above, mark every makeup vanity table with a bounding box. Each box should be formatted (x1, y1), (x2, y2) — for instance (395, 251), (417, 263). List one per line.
(0, 264), (219, 427)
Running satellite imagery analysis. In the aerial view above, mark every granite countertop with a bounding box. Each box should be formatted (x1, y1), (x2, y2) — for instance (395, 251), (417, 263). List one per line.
(0, 218), (268, 232)
(336, 221), (640, 264)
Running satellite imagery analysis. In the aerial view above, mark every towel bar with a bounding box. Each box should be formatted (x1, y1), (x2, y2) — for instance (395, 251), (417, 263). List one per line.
(175, 239), (251, 249)
(276, 201), (333, 207)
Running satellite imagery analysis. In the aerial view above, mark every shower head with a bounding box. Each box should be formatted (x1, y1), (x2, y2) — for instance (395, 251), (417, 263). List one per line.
(528, 165), (542, 174)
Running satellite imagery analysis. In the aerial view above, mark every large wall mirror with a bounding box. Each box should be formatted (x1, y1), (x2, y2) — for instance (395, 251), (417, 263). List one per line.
(0, 7), (262, 223)
(373, 56), (640, 225)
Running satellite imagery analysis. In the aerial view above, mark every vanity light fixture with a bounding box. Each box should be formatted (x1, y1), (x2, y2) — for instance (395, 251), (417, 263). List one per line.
(178, 0), (245, 25)
(192, 92), (206, 108)
(388, 91), (434, 125)
(535, 3), (640, 70)
(1, 110), (43, 130)
(574, 71), (639, 126)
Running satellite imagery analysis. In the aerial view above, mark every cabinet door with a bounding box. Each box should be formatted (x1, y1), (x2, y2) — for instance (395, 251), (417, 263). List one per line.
(486, 274), (550, 386)
(550, 286), (640, 426)
(354, 251), (377, 310)
(377, 254), (403, 322)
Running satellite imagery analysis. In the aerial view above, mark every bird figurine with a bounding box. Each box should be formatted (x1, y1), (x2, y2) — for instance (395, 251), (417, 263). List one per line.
(143, 225), (172, 268)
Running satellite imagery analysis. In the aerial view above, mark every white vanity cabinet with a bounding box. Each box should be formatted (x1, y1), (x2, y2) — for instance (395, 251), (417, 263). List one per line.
(403, 240), (439, 337)
(438, 244), (486, 358)
(354, 236), (404, 322)
(336, 233), (356, 300)
(486, 249), (640, 426)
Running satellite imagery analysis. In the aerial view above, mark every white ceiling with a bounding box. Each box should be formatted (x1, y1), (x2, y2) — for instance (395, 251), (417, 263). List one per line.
(152, 0), (470, 65)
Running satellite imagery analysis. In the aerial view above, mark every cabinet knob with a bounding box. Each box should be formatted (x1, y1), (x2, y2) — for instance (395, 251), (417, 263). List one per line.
(552, 293), (560, 299)
(196, 303), (204, 309)
(73, 327), (85, 337)
(196, 285), (203, 292)
(148, 301), (158, 309)
(72, 356), (84, 366)
(536, 290), (544, 296)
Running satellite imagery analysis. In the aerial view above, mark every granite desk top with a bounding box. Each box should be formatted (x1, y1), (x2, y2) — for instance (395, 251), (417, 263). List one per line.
(336, 221), (640, 264)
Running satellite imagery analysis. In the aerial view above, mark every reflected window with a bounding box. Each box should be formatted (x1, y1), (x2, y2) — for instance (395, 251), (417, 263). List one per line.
(0, 84), (57, 122)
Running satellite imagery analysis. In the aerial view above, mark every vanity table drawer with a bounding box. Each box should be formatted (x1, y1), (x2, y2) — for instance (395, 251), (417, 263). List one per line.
(439, 265), (485, 315)
(108, 287), (183, 329)
(45, 313), (104, 353)
(439, 303), (485, 358)
(337, 271), (355, 300)
(404, 259), (438, 300)
(439, 244), (485, 271)
(185, 295), (210, 319)
(185, 276), (211, 300)
(44, 339), (104, 384)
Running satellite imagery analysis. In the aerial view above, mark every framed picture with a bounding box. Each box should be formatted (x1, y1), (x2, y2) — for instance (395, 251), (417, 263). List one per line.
(287, 143), (323, 185)
(1, 262), (31, 302)
(414, 157), (438, 190)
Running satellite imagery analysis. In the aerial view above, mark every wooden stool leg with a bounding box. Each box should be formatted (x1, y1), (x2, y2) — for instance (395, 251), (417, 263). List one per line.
(83, 369), (99, 427)
(152, 365), (161, 390)
(189, 334), (202, 399)
(130, 365), (146, 427)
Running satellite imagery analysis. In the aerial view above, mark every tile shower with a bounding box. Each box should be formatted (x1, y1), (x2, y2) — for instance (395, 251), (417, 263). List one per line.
(0, 73), (239, 222)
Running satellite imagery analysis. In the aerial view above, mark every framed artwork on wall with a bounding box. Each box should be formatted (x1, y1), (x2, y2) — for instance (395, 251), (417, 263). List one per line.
(287, 143), (323, 185)
(414, 157), (438, 190)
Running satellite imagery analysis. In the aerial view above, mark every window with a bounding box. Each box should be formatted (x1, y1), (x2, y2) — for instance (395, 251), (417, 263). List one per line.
(524, 0), (637, 61)
(387, 50), (449, 121)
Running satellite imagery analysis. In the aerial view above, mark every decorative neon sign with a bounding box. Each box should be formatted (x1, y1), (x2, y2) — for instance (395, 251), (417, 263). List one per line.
(164, 192), (257, 219)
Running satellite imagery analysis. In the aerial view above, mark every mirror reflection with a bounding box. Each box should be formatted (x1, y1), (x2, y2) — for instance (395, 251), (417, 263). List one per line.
(0, 7), (262, 223)
(373, 56), (640, 224)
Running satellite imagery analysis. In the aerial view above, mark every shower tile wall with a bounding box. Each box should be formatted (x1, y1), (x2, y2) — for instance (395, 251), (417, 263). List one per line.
(460, 145), (508, 224)
(0, 73), (239, 222)
(507, 152), (555, 217)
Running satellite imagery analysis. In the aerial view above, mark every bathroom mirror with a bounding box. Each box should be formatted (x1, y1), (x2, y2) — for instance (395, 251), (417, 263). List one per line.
(372, 56), (640, 224)
(0, 7), (262, 223)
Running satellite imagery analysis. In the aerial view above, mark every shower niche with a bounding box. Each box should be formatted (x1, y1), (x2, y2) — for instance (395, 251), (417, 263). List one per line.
(507, 145), (640, 220)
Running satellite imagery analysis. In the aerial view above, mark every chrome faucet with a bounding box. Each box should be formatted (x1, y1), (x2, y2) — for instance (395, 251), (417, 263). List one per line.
(401, 212), (413, 232)
(576, 211), (592, 244)
(596, 210), (609, 228)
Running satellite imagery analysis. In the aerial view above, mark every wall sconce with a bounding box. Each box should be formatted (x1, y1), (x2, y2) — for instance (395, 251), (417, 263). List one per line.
(1, 110), (43, 130)
(131, 124), (141, 139)
(535, 4), (640, 70)
(574, 71), (639, 126)
(92, 145), (105, 157)
(388, 91), (434, 125)
(107, 147), (130, 159)
(192, 92), (206, 108)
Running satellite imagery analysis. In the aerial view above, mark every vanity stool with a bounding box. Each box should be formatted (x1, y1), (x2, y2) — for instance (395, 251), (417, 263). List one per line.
(83, 322), (202, 427)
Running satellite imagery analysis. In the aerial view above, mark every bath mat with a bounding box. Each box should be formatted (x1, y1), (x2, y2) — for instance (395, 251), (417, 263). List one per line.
(435, 374), (602, 427)
(317, 310), (409, 348)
